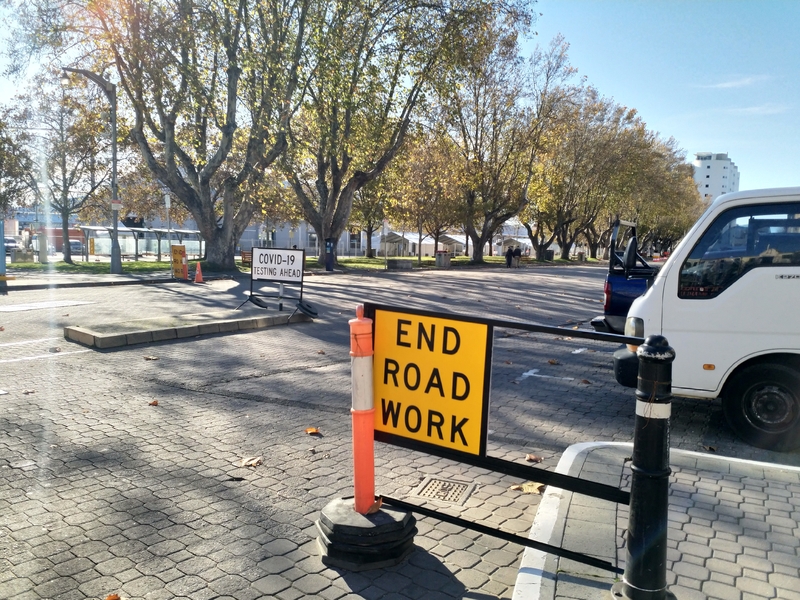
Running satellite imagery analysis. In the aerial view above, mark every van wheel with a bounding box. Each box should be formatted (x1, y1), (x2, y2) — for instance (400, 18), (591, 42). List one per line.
(723, 363), (800, 452)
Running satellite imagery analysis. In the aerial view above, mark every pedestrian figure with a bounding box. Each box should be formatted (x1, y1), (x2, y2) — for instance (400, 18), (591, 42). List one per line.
(513, 246), (522, 268)
(505, 246), (513, 268)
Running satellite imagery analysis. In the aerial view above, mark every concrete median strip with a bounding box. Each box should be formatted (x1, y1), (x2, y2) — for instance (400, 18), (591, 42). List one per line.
(64, 310), (312, 348)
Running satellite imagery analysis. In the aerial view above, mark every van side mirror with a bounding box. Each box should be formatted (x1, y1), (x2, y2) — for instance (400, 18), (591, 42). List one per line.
(623, 236), (638, 275)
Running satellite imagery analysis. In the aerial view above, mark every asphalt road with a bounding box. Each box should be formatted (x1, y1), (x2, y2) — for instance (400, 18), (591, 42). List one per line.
(2, 263), (797, 468)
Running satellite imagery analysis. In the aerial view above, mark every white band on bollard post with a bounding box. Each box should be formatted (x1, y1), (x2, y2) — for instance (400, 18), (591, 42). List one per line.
(635, 399), (671, 419)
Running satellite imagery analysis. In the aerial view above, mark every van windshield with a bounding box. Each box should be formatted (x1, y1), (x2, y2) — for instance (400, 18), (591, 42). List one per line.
(679, 202), (800, 299)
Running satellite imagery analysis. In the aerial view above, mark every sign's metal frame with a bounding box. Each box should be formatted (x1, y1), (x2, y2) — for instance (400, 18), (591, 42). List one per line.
(238, 247), (306, 311)
(364, 302), (644, 574)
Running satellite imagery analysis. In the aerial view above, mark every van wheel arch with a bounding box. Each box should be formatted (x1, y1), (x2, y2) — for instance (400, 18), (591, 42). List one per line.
(721, 355), (800, 452)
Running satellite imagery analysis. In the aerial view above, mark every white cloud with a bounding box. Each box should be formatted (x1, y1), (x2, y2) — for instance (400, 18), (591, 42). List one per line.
(699, 75), (771, 89)
(724, 103), (790, 116)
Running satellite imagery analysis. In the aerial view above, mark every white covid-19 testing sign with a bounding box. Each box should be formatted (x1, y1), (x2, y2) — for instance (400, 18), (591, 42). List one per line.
(251, 248), (305, 283)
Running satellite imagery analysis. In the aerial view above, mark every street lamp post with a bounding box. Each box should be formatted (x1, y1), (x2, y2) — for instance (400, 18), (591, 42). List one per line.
(62, 67), (122, 274)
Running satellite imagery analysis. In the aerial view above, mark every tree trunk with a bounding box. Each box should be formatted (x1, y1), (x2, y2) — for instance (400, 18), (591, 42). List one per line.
(60, 208), (72, 264)
(417, 223), (423, 265)
(468, 225), (491, 263)
(305, 215), (340, 268)
(365, 224), (375, 257)
(204, 229), (238, 270)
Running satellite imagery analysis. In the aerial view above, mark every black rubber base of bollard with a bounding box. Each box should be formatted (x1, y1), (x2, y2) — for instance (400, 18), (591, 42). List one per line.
(316, 497), (416, 571)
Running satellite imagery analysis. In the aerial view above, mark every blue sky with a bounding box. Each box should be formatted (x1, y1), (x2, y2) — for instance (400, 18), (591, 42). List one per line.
(526, 0), (800, 191)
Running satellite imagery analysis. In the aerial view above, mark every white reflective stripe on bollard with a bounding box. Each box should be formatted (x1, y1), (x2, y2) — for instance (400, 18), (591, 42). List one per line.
(635, 399), (671, 419)
(351, 356), (374, 411)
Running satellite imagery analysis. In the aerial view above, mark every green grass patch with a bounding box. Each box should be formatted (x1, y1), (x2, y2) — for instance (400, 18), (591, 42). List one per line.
(7, 260), (174, 274)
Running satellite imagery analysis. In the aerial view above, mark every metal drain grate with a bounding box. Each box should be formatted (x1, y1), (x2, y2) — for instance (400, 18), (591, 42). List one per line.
(415, 478), (473, 504)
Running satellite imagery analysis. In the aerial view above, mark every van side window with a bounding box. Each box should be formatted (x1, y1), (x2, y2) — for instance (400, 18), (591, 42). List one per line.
(679, 202), (800, 299)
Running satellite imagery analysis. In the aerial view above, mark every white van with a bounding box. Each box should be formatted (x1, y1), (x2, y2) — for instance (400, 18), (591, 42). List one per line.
(614, 187), (800, 451)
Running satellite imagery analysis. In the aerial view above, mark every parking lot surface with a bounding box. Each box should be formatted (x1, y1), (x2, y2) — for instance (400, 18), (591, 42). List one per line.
(1, 265), (798, 599)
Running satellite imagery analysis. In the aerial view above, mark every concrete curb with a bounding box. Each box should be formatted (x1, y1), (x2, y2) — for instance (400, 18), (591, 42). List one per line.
(2, 275), (242, 291)
(64, 310), (313, 349)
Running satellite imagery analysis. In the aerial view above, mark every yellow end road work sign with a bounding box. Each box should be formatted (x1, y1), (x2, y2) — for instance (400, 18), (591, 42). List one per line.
(372, 307), (492, 456)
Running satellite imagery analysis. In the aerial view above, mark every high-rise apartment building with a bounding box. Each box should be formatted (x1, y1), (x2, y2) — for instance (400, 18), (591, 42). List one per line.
(693, 152), (740, 202)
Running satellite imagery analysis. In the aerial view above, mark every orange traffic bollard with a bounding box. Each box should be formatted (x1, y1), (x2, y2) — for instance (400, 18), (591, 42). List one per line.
(349, 304), (375, 514)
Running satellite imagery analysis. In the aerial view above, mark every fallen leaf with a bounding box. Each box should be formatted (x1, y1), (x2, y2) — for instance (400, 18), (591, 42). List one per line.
(510, 481), (546, 495)
(149, 400), (159, 406)
(105, 594), (121, 600)
(504, 360), (512, 365)
(241, 456), (263, 467)
(143, 355), (159, 361)
(317, 350), (325, 355)
(305, 427), (321, 435)
(22, 389), (36, 395)
(701, 445), (717, 453)
(525, 454), (543, 463)
(547, 359), (560, 365)
(366, 497), (383, 515)
(0, 326), (4, 331)
(48, 347), (61, 353)
(580, 379), (591, 385)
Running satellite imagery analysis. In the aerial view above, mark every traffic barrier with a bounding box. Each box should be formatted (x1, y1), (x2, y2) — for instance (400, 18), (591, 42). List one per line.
(349, 304), (375, 513)
(315, 304), (415, 571)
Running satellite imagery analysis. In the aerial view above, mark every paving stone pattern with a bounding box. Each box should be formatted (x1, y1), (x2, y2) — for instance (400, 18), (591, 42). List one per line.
(2, 267), (799, 600)
(1, 353), (547, 600)
(619, 452), (800, 600)
(543, 445), (800, 600)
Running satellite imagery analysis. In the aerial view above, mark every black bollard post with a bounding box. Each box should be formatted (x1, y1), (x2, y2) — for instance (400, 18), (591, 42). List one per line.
(611, 335), (677, 600)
